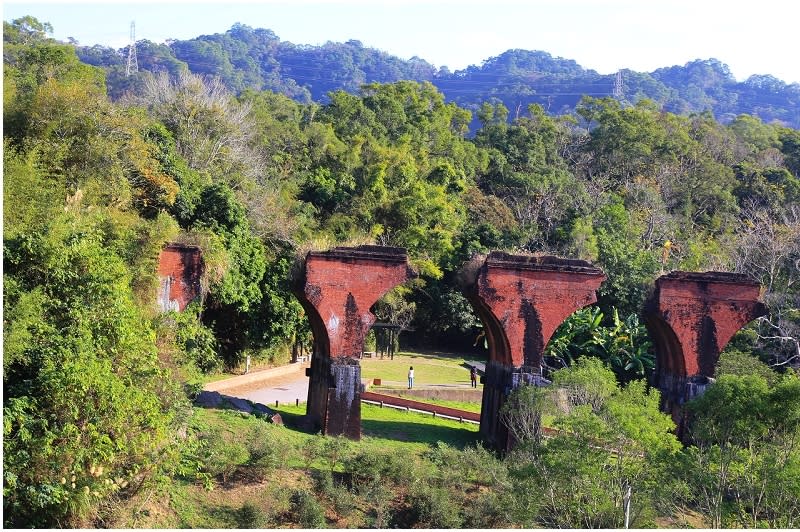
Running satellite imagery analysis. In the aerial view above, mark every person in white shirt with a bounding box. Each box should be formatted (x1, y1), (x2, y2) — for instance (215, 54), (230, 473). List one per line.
(408, 366), (414, 389)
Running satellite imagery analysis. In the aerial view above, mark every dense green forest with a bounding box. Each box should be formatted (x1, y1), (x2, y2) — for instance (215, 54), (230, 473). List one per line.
(3, 16), (800, 527)
(74, 22), (800, 129)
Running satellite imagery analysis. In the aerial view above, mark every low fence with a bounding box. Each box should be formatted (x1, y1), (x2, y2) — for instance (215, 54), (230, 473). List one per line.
(361, 391), (481, 423)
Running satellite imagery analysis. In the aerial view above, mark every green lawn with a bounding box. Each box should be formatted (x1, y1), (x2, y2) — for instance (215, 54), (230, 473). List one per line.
(360, 351), (481, 388)
(276, 401), (480, 453)
(196, 349), (485, 456)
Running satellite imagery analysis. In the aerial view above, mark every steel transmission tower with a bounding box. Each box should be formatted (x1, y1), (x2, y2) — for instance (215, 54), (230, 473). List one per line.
(126, 21), (138, 77)
(613, 70), (624, 99)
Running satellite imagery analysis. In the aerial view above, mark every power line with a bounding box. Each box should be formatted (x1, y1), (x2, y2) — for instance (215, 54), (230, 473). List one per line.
(126, 21), (138, 77)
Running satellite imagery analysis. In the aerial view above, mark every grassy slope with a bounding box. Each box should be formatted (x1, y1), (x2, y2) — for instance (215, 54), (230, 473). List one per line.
(110, 351), (489, 527)
(112, 399), (481, 528)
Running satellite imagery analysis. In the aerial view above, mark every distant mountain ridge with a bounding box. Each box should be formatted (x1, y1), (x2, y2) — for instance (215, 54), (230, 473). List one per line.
(76, 23), (800, 129)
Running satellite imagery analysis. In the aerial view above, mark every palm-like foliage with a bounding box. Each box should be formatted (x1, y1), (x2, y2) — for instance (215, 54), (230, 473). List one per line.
(544, 307), (655, 383)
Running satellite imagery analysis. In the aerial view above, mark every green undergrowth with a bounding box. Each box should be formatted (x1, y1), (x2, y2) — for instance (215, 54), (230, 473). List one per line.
(113, 402), (488, 528)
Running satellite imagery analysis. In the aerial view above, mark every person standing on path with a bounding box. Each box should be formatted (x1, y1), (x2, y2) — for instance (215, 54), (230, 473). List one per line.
(408, 366), (414, 389)
(470, 365), (477, 388)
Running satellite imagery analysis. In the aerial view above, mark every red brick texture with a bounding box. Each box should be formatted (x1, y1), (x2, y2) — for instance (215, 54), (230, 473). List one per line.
(462, 252), (607, 368)
(301, 246), (414, 359)
(293, 246), (414, 439)
(157, 244), (203, 312)
(460, 252), (606, 449)
(644, 271), (767, 433)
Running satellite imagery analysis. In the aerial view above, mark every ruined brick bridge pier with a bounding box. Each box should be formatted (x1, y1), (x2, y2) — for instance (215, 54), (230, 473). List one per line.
(291, 246), (415, 438)
(288, 245), (766, 445)
(458, 252), (606, 449)
(643, 271), (767, 437)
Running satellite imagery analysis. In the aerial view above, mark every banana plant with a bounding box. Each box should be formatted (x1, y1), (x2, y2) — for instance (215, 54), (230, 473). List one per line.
(545, 306), (655, 383)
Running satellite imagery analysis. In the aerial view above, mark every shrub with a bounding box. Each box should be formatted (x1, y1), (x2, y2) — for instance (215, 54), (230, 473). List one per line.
(361, 480), (394, 529)
(406, 484), (464, 529)
(329, 484), (358, 520)
(461, 490), (510, 528)
(460, 443), (508, 487)
(3, 220), (188, 527)
(342, 448), (414, 486)
(236, 501), (269, 528)
(244, 424), (284, 481)
(290, 489), (326, 528)
(171, 305), (221, 373)
(423, 441), (469, 489)
(312, 469), (335, 495)
(312, 470), (357, 520)
(321, 435), (352, 472)
(201, 438), (249, 485)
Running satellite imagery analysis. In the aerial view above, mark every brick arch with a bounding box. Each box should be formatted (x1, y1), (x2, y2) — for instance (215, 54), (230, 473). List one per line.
(292, 245), (415, 439)
(643, 271), (768, 436)
(459, 252), (606, 449)
(644, 313), (686, 378)
(464, 285), (513, 366)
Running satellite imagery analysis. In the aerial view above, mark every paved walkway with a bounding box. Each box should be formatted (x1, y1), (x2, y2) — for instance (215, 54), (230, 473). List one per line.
(223, 371), (310, 407)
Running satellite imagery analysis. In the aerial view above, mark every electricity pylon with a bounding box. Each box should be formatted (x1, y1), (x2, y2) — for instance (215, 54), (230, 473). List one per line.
(613, 70), (624, 99)
(126, 21), (138, 77)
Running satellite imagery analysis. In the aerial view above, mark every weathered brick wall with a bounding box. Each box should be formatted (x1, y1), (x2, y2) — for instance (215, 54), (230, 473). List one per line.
(644, 271), (767, 434)
(157, 244), (203, 312)
(324, 360), (362, 439)
(301, 246), (413, 359)
(293, 246), (414, 438)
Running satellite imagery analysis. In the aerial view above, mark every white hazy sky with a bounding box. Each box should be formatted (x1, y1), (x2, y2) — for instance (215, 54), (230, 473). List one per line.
(4, 0), (800, 84)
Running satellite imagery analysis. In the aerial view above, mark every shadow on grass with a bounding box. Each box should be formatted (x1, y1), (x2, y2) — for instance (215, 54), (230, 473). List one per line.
(274, 409), (313, 432)
(272, 404), (481, 448)
(397, 349), (480, 361)
(460, 361), (486, 375)
(361, 417), (480, 448)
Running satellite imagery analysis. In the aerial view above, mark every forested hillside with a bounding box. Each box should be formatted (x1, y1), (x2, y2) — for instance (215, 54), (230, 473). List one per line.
(4, 16), (800, 527)
(75, 22), (800, 129)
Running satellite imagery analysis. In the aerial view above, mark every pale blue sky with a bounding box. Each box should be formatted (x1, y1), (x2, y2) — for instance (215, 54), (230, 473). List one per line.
(4, 0), (799, 84)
